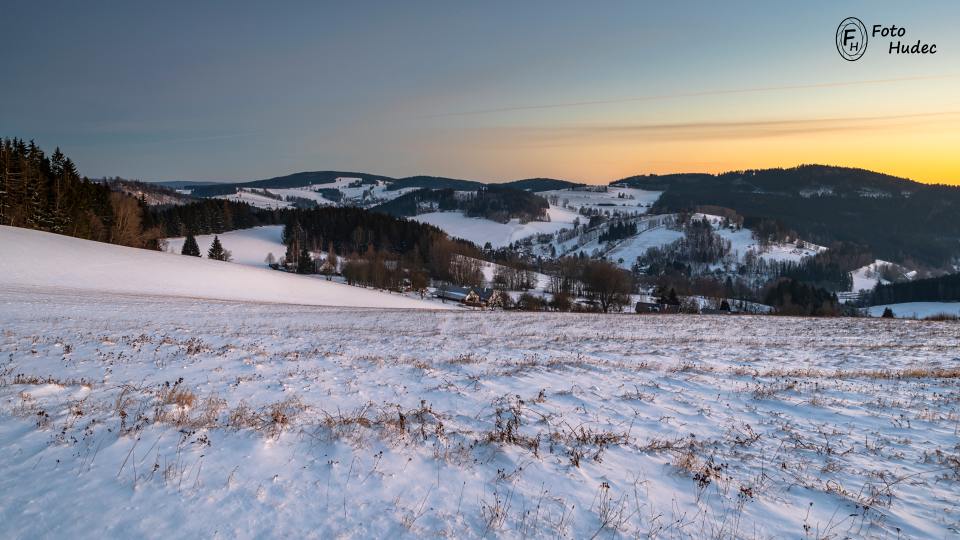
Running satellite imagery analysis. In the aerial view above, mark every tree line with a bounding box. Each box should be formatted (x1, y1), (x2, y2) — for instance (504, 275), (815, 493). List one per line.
(149, 198), (278, 237)
(870, 272), (960, 305)
(279, 206), (489, 289)
(0, 138), (162, 248)
(373, 185), (549, 223)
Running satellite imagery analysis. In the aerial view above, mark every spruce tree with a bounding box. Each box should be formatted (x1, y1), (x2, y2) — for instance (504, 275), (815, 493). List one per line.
(181, 233), (201, 257)
(296, 247), (313, 274)
(207, 235), (230, 261)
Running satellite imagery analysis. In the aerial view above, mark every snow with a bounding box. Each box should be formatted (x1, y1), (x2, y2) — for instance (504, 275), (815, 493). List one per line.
(211, 179), (415, 210)
(165, 225), (286, 268)
(851, 260), (894, 293)
(0, 226), (446, 310)
(714, 227), (823, 264)
(214, 189), (292, 209)
(1, 289), (958, 538)
(541, 186), (661, 215)
(412, 211), (571, 248)
(606, 227), (685, 268)
(476, 258), (552, 291)
(266, 186), (339, 205)
(867, 301), (960, 319)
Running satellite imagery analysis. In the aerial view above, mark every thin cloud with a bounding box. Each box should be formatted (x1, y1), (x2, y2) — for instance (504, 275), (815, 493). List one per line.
(503, 110), (960, 144)
(432, 74), (960, 117)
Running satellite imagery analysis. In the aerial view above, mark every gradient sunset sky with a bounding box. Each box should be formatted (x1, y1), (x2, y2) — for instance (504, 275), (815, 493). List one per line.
(3, 1), (958, 184)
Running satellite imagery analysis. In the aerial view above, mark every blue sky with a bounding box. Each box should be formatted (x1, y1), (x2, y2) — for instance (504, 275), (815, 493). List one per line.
(3, 1), (958, 183)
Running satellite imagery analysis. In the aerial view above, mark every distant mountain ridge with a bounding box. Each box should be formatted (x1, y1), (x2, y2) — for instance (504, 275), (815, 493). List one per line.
(157, 164), (960, 267)
(617, 165), (960, 267)
(170, 171), (583, 198)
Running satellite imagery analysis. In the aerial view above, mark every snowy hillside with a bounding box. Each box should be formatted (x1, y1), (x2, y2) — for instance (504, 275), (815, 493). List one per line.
(209, 178), (417, 210)
(412, 211), (573, 249)
(165, 225), (286, 268)
(605, 227), (685, 267)
(0, 226), (444, 310)
(541, 186), (661, 214)
(851, 261), (892, 292)
(1, 290), (958, 538)
(214, 188), (293, 209)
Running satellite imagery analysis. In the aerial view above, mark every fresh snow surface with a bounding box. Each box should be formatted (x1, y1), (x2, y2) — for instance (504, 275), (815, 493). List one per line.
(1, 289), (958, 538)
(606, 227), (685, 268)
(412, 212), (571, 248)
(714, 227), (823, 263)
(541, 186), (661, 214)
(266, 186), (339, 205)
(220, 179), (415, 209)
(867, 301), (960, 319)
(214, 189), (293, 209)
(851, 260), (894, 292)
(165, 225), (286, 268)
(0, 226), (444, 310)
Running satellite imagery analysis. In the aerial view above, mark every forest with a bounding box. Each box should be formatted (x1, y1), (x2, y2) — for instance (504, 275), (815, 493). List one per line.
(279, 206), (487, 289)
(149, 199), (279, 237)
(870, 272), (960, 305)
(0, 138), (162, 249)
(373, 186), (549, 223)
(622, 165), (960, 267)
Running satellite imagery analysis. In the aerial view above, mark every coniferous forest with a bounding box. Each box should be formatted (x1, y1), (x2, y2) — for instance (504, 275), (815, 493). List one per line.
(149, 199), (278, 237)
(870, 272), (960, 305)
(0, 138), (284, 252)
(0, 138), (162, 248)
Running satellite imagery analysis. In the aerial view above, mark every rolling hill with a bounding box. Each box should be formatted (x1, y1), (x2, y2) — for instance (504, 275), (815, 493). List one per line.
(616, 165), (960, 267)
(0, 225), (445, 310)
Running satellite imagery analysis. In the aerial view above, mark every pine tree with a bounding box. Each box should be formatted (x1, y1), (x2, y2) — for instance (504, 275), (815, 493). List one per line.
(181, 233), (201, 256)
(207, 235), (230, 261)
(296, 247), (313, 274)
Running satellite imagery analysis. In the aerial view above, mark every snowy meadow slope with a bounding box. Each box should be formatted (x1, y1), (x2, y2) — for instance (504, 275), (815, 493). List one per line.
(0, 226), (441, 310)
(1, 287), (958, 538)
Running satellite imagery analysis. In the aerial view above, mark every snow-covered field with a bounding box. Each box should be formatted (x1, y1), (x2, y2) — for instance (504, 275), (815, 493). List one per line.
(868, 302), (960, 319)
(412, 212), (573, 249)
(214, 189), (293, 209)
(541, 187), (661, 214)
(209, 179), (416, 210)
(0, 226), (441, 310)
(715, 228), (823, 264)
(606, 227), (686, 268)
(165, 225), (286, 268)
(851, 260), (895, 293)
(1, 286), (958, 538)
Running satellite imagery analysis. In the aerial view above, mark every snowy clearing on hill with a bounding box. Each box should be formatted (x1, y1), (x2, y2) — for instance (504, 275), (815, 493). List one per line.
(541, 186), (662, 214)
(867, 302), (960, 319)
(412, 212), (572, 248)
(1, 288), (958, 538)
(0, 226), (444, 310)
(851, 260), (895, 293)
(165, 225), (286, 268)
(604, 227), (686, 268)
(214, 189), (293, 209)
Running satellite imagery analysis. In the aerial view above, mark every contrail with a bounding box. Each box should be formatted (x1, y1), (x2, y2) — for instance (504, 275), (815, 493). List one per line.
(431, 74), (959, 117)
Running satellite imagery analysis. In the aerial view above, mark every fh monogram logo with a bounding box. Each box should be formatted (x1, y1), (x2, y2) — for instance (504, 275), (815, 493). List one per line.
(836, 17), (868, 61)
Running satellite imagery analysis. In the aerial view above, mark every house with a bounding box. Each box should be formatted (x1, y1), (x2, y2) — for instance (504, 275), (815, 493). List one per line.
(432, 286), (511, 308)
(635, 301), (681, 314)
(433, 285), (473, 303)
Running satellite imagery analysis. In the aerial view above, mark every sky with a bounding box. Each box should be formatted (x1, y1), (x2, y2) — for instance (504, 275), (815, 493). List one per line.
(3, 1), (959, 184)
